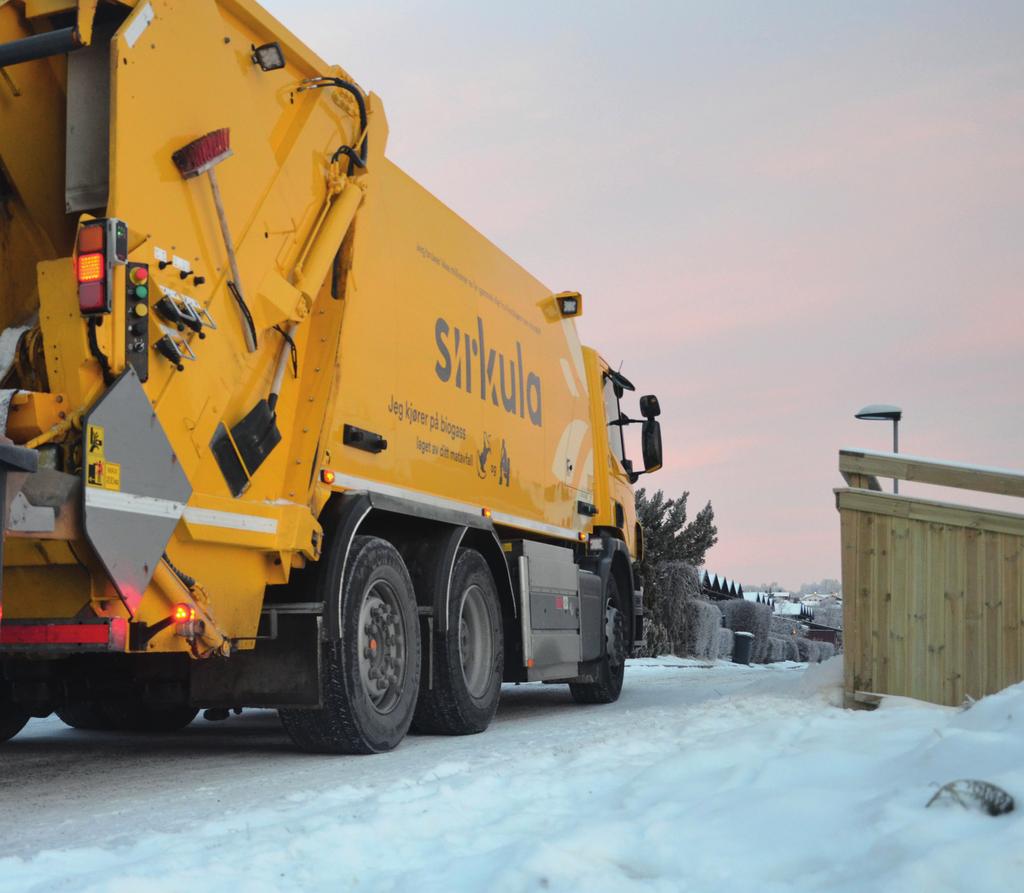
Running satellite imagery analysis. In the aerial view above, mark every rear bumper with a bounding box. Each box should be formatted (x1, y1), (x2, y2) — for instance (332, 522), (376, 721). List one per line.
(0, 618), (128, 653)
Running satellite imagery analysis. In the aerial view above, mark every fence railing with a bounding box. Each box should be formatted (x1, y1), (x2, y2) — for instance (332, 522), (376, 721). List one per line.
(836, 449), (1024, 707)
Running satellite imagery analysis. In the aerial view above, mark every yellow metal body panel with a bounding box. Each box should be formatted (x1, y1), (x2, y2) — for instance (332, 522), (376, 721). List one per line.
(325, 159), (596, 537)
(0, 0), (646, 657)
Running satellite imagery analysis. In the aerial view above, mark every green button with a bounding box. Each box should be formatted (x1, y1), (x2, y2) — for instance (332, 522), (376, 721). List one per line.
(135, 285), (148, 299)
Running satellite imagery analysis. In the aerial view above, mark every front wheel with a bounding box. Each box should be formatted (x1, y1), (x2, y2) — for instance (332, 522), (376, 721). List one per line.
(569, 576), (627, 705)
(280, 535), (421, 754)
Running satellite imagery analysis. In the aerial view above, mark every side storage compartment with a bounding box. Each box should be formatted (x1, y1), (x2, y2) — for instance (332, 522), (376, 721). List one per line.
(508, 541), (597, 682)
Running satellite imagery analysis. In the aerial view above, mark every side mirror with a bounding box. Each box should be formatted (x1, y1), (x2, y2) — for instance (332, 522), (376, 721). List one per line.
(639, 395), (661, 419)
(641, 419), (662, 474)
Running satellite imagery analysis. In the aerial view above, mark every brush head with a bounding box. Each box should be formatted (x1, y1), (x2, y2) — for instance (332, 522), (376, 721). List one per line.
(172, 128), (232, 179)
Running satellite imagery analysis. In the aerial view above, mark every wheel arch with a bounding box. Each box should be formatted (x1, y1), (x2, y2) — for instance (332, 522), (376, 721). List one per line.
(317, 491), (516, 643)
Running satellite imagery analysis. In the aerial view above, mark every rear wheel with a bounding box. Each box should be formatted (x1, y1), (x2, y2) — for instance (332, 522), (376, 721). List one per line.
(280, 535), (421, 754)
(569, 576), (627, 705)
(412, 548), (503, 735)
(0, 692), (29, 743)
(102, 702), (198, 732)
(56, 702), (116, 731)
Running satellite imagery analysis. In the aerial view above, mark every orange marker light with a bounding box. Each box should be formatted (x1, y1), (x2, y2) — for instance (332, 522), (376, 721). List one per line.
(481, 507), (492, 519)
(526, 659), (535, 668)
(320, 469), (336, 485)
(172, 604), (195, 623)
(77, 252), (105, 284)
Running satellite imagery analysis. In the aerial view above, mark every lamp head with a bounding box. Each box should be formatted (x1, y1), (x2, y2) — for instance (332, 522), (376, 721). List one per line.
(855, 403), (902, 422)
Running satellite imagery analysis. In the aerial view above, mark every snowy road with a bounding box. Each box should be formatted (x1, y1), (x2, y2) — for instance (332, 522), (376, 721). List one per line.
(2, 658), (1022, 891)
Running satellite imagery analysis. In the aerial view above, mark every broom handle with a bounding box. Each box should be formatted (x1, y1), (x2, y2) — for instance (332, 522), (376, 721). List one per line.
(268, 322), (297, 411)
(207, 168), (258, 353)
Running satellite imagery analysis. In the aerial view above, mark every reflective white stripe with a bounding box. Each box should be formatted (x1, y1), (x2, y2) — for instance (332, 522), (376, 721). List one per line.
(490, 510), (580, 541)
(325, 471), (580, 541)
(85, 487), (184, 520)
(182, 507), (278, 534)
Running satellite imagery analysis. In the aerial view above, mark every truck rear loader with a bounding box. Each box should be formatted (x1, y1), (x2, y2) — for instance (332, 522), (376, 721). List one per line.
(0, 0), (664, 753)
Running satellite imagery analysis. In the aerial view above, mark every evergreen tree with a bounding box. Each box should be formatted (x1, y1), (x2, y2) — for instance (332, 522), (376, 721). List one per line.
(634, 488), (718, 582)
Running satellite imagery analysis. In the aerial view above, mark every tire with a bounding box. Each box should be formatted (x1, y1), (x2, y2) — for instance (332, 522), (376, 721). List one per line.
(280, 535), (421, 754)
(0, 693), (29, 744)
(56, 702), (117, 731)
(412, 548), (503, 735)
(102, 702), (198, 732)
(569, 575), (627, 705)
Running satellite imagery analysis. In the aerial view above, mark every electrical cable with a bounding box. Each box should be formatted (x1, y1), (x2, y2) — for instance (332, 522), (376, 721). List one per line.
(87, 318), (113, 384)
(226, 280), (258, 351)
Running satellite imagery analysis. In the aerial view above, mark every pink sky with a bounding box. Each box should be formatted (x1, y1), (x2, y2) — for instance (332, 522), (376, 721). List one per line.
(267, 1), (1024, 587)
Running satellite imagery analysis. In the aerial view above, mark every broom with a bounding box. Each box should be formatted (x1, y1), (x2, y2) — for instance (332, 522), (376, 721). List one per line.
(172, 129), (257, 353)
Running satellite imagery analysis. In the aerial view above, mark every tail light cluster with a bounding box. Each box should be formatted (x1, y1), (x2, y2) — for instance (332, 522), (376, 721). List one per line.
(75, 218), (128, 314)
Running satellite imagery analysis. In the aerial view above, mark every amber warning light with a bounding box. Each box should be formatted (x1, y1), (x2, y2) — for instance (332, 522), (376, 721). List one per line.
(172, 604), (195, 623)
(77, 252), (104, 283)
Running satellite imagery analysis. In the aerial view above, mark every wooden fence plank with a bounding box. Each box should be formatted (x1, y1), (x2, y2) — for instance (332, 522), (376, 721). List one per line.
(840, 450), (1024, 498)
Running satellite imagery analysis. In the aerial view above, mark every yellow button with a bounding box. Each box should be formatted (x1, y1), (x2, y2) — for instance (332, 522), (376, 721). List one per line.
(133, 304), (149, 318)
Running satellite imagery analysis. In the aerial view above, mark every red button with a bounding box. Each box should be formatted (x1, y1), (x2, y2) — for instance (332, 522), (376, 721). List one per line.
(130, 266), (149, 285)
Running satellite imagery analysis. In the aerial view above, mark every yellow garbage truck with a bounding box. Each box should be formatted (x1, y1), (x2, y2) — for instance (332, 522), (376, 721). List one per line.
(0, 0), (663, 752)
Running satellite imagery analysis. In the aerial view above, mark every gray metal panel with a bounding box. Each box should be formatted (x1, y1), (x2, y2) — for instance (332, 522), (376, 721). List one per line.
(65, 34), (111, 212)
(579, 569), (604, 660)
(82, 368), (192, 614)
(522, 540), (577, 594)
(529, 629), (580, 679)
(530, 592), (579, 631)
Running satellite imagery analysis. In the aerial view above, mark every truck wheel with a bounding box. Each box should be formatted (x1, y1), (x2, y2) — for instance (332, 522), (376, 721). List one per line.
(412, 548), (503, 735)
(56, 703), (116, 731)
(569, 576), (627, 705)
(102, 702), (198, 732)
(280, 535), (421, 754)
(0, 694), (30, 743)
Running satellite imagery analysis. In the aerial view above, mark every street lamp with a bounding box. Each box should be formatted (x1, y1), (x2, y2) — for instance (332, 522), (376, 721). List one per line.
(855, 404), (902, 494)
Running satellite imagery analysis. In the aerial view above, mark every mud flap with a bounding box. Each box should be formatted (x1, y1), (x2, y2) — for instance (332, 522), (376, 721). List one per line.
(82, 368), (192, 615)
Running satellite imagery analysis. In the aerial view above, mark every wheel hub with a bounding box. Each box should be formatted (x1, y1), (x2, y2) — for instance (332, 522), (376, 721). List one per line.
(458, 584), (493, 699)
(357, 583), (406, 713)
(605, 603), (626, 667)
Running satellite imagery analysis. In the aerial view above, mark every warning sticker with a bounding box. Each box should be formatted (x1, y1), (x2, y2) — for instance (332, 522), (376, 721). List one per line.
(103, 462), (121, 491)
(87, 424), (105, 461)
(85, 425), (119, 490)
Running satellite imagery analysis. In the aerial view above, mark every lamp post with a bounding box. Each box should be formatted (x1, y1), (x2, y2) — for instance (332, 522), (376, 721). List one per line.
(855, 404), (902, 494)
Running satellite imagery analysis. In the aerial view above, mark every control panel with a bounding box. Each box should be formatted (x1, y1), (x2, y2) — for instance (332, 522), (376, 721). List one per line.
(125, 262), (150, 382)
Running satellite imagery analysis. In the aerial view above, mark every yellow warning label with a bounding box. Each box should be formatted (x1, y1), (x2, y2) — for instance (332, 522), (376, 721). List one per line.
(87, 460), (104, 487)
(103, 462), (121, 491)
(86, 424), (105, 461)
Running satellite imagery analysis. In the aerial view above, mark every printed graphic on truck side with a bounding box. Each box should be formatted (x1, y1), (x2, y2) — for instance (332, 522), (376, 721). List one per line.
(433, 316), (543, 426)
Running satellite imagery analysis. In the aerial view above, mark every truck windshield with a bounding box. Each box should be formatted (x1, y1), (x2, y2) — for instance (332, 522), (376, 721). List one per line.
(603, 375), (625, 465)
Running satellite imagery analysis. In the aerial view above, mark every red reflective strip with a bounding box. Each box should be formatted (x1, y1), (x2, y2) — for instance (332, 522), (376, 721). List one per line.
(0, 623), (111, 645)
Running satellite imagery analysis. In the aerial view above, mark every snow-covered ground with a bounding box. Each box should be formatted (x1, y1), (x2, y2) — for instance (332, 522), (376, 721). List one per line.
(2, 658), (1022, 892)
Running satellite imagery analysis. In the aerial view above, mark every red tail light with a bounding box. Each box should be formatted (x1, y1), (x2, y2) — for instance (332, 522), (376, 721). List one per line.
(75, 219), (127, 315)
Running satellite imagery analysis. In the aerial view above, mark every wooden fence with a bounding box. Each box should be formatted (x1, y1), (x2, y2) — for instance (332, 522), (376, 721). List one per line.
(836, 449), (1024, 707)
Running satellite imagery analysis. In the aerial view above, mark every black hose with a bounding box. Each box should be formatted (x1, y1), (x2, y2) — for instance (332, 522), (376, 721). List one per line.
(226, 280), (258, 351)
(162, 552), (196, 589)
(302, 77), (368, 174)
(87, 318), (113, 385)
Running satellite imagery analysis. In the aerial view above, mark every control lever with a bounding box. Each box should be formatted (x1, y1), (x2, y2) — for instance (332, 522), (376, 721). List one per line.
(155, 330), (197, 371)
(155, 288), (216, 339)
